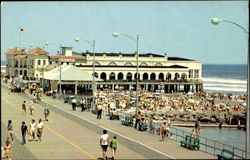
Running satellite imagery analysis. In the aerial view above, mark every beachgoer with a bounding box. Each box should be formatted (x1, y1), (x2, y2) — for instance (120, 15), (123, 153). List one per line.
(7, 120), (14, 143)
(3, 141), (12, 160)
(100, 129), (110, 160)
(21, 121), (28, 145)
(196, 121), (201, 137)
(44, 107), (50, 121)
(97, 103), (103, 119)
(110, 136), (118, 160)
(191, 129), (196, 137)
(71, 98), (77, 111)
(161, 122), (168, 142)
(29, 119), (36, 141)
(37, 119), (44, 141)
(22, 101), (26, 114)
(134, 111), (142, 129)
(29, 101), (35, 115)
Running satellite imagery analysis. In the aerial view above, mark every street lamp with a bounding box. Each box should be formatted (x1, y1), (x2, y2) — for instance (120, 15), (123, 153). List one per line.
(211, 17), (249, 159)
(74, 37), (96, 111)
(112, 32), (139, 114)
(45, 42), (62, 96)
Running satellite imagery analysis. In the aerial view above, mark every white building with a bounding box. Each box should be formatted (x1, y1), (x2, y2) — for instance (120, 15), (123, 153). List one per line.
(5, 47), (203, 93)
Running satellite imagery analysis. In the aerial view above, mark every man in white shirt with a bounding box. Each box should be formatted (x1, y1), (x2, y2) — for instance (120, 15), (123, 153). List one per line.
(37, 119), (44, 141)
(100, 130), (110, 160)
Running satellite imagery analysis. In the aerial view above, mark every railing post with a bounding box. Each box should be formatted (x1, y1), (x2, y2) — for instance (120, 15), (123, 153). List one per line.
(206, 138), (207, 153)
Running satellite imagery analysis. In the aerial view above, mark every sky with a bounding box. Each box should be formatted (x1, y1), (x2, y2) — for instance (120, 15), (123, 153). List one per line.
(1, 1), (249, 64)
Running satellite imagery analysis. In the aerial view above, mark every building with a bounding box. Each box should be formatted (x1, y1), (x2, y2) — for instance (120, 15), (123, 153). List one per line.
(5, 47), (203, 93)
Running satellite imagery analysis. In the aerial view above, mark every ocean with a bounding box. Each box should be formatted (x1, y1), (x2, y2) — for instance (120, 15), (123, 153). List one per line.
(202, 64), (247, 95)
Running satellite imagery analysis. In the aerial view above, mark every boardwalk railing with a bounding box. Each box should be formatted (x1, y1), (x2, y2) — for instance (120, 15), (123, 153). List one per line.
(168, 126), (245, 159)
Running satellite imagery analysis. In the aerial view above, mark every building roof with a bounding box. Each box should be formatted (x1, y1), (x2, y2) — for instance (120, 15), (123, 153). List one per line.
(42, 64), (102, 81)
(82, 52), (165, 57)
(76, 64), (188, 69)
(49, 56), (86, 60)
(168, 57), (194, 61)
(5, 47), (26, 55)
(29, 48), (50, 55)
(13, 55), (27, 59)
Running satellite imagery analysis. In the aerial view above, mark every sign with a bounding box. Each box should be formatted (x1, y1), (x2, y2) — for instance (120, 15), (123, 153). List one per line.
(60, 58), (75, 62)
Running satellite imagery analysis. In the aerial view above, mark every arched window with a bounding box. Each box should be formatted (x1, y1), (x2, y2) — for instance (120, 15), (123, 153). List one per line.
(140, 62), (148, 66)
(108, 62), (117, 66)
(159, 73), (164, 81)
(92, 62), (101, 66)
(109, 72), (116, 80)
(166, 73), (171, 80)
(143, 73), (148, 80)
(174, 73), (180, 80)
(155, 62), (163, 66)
(127, 72), (132, 81)
(181, 73), (187, 81)
(134, 73), (140, 80)
(100, 72), (106, 80)
(124, 62), (133, 66)
(118, 72), (124, 80)
(150, 73), (156, 80)
(93, 72), (98, 78)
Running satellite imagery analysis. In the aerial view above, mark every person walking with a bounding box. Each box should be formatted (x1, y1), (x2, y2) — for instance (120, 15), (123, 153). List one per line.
(33, 94), (36, 103)
(134, 111), (142, 129)
(21, 121), (28, 145)
(7, 120), (14, 144)
(161, 122), (168, 142)
(71, 97), (77, 111)
(100, 130), (110, 160)
(37, 119), (44, 141)
(29, 119), (36, 141)
(97, 103), (103, 119)
(3, 141), (12, 160)
(21, 101), (26, 114)
(44, 106), (50, 121)
(110, 136), (118, 160)
(29, 101), (35, 115)
(80, 98), (85, 112)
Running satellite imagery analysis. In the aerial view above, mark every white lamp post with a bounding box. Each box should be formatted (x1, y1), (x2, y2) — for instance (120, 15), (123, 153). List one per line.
(211, 17), (249, 159)
(74, 37), (96, 111)
(45, 42), (62, 96)
(112, 32), (139, 114)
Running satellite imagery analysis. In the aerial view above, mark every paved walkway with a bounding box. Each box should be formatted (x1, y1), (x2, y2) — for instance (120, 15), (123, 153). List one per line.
(1, 84), (216, 159)
(1, 86), (147, 159)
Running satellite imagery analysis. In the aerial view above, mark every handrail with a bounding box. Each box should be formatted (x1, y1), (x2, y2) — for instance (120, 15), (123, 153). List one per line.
(167, 126), (245, 159)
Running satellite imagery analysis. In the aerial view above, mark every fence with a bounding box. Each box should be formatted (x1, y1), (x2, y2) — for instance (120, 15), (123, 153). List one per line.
(168, 126), (245, 159)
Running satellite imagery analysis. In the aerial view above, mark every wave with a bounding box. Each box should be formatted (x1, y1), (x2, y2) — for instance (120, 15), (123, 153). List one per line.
(202, 77), (247, 85)
(204, 87), (246, 93)
(203, 84), (247, 89)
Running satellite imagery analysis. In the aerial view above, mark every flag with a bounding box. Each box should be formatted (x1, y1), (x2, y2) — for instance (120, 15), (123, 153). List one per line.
(20, 28), (28, 33)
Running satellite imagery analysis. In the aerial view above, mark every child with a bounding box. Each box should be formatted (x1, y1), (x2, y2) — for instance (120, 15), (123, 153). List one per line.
(110, 136), (118, 160)
(3, 141), (12, 160)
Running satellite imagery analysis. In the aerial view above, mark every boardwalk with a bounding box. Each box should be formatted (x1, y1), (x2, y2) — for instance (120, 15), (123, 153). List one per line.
(1, 85), (216, 159)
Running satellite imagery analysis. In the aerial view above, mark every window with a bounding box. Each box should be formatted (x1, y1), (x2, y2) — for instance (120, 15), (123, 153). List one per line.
(124, 62), (133, 66)
(38, 60), (41, 65)
(189, 70), (193, 78)
(194, 70), (199, 78)
(43, 60), (46, 65)
(108, 62), (117, 66)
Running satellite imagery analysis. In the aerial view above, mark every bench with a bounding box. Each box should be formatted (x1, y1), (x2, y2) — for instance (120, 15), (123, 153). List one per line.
(217, 149), (234, 160)
(180, 135), (200, 150)
(138, 122), (148, 131)
(122, 116), (133, 126)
